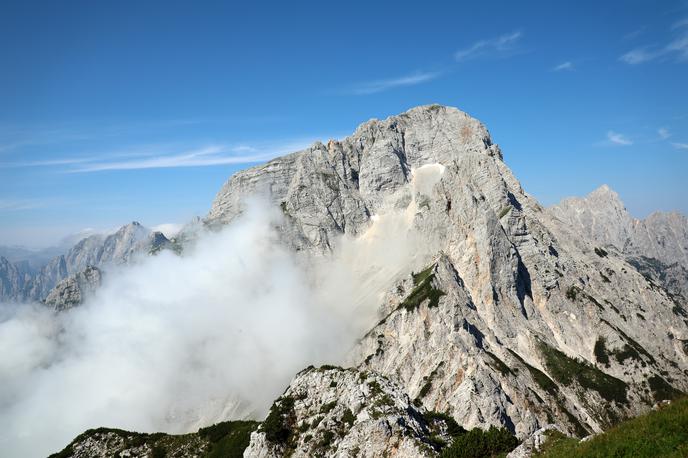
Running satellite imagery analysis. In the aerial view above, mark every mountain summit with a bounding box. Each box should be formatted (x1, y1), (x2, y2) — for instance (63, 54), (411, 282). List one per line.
(50, 105), (688, 457)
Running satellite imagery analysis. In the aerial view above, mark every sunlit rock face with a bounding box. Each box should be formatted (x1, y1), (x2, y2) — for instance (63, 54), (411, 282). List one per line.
(208, 105), (688, 444)
(550, 185), (688, 300)
(50, 105), (688, 457)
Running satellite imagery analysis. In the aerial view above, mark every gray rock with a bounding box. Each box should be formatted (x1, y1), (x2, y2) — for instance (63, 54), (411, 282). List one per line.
(550, 185), (688, 301)
(244, 366), (450, 457)
(43, 266), (102, 311)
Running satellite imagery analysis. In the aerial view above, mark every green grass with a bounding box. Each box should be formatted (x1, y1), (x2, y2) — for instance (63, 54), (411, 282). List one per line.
(536, 340), (628, 406)
(398, 264), (446, 312)
(536, 398), (688, 457)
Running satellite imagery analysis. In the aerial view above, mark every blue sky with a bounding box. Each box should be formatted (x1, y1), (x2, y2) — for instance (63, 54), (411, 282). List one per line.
(1, 0), (687, 247)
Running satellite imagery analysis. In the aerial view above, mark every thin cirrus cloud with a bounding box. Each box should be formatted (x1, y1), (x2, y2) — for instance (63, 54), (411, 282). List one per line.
(454, 31), (523, 62)
(348, 71), (441, 95)
(620, 19), (688, 64)
(606, 131), (633, 146)
(69, 139), (320, 173)
(673, 142), (688, 150)
(552, 61), (574, 71)
(0, 139), (321, 173)
(658, 127), (671, 140)
(346, 29), (523, 95)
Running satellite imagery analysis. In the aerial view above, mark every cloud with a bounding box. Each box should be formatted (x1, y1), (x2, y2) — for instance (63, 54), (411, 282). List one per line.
(673, 142), (688, 150)
(553, 61), (574, 71)
(658, 127), (671, 139)
(349, 71), (441, 95)
(620, 23), (688, 64)
(606, 131), (633, 146)
(151, 223), (183, 238)
(454, 31), (523, 62)
(0, 187), (439, 457)
(672, 18), (688, 30)
(0, 198), (48, 211)
(2, 139), (320, 173)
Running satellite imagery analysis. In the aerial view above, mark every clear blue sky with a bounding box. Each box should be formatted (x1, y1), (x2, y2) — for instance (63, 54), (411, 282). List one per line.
(1, 0), (687, 247)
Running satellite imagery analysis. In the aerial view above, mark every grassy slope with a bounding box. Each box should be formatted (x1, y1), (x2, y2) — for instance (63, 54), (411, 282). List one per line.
(537, 398), (688, 457)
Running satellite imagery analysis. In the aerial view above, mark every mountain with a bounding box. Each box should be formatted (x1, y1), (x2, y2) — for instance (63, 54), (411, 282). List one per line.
(51, 105), (688, 457)
(0, 222), (171, 303)
(550, 185), (688, 301)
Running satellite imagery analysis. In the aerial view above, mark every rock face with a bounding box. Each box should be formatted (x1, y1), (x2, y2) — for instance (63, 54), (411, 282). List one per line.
(0, 222), (170, 303)
(43, 266), (103, 311)
(208, 105), (688, 443)
(244, 366), (452, 458)
(49, 105), (688, 457)
(550, 185), (688, 301)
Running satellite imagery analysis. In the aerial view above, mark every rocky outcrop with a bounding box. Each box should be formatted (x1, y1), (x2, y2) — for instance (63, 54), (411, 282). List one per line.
(43, 266), (102, 311)
(244, 366), (454, 457)
(1, 222), (169, 303)
(550, 185), (688, 301)
(208, 105), (688, 440)
(48, 104), (688, 457)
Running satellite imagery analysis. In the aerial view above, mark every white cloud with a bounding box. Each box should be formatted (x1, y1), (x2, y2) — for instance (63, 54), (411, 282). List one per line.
(607, 131), (633, 146)
(672, 142), (688, 150)
(620, 47), (659, 64)
(454, 31), (523, 62)
(349, 71), (440, 95)
(0, 190), (438, 457)
(620, 24), (688, 64)
(672, 18), (688, 30)
(151, 223), (183, 239)
(553, 61), (574, 71)
(0, 198), (47, 211)
(2, 139), (319, 173)
(658, 127), (671, 139)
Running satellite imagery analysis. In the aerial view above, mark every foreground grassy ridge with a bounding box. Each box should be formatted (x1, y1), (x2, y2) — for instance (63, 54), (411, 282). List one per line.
(49, 420), (258, 458)
(536, 397), (688, 457)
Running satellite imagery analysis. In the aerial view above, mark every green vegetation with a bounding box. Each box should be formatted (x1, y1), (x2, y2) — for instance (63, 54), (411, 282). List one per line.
(486, 351), (515, 377)
(423, 411), (467, 439)
(498, 206), (511, 219)
(536, 340), (628, 405)
(594, 247), (608, 258)
(440, 426), (520, 458)
(593, 338), (610, 366)
(199, 421), (260, 458)
(648, 375), (683, 402)
(417, 362), (444, 400)
(341, 408), (355, 427)
(49, 421), (258, 458)
(536, 398), (688, 457)
(507, 349), (559, 396)
(260, 395), (296, 444)
(320, 401), (337, 414)
(398, 264), (446, 312)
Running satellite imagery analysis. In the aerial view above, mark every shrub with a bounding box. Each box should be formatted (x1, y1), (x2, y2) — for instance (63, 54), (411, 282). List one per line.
(440, 426), (519, 458)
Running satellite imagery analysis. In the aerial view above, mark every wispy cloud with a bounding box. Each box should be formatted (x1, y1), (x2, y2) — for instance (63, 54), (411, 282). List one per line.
(69, 139), (320, 173)
(552, 61), (574, 71)
(0, 138), (322, 173)
(620, 22), (688, 64)
(454, 31), (523, 62)
(349, 71), (441, 95)
(658, 127), (671, 139)
(606, 131), (633, 146)
(0, 198), (48, 211)
(673, 142), (688, 150)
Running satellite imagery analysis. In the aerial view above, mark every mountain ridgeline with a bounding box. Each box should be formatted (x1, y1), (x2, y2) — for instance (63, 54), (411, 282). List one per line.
(38, 105), (688, 457)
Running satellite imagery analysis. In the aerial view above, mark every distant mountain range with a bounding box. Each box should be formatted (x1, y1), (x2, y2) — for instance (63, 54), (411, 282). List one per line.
(0, 222), (172, 308)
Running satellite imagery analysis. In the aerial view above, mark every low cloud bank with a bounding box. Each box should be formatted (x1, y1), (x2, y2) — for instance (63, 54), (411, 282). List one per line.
(0, 190), (437, 457)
